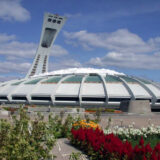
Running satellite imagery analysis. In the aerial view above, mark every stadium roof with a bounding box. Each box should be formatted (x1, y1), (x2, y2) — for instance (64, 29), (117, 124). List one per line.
(34, 67), (125, 77)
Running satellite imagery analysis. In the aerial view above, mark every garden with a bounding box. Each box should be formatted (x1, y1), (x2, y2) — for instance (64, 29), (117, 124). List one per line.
(0, 107), (160, 160)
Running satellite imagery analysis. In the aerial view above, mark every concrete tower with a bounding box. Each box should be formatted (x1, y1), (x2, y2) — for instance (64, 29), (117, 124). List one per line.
(26, 13), (67, 77)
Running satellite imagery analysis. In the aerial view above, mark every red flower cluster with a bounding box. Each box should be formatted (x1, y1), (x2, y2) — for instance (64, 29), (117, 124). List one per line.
(71, 127), (160, 160)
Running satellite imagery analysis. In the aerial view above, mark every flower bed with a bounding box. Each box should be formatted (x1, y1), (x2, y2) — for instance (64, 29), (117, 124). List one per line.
(70, 127), (160, 160)
(104, 124), (160, 139)
(104, 124), (160, 148)
(73, 120), (100, 129)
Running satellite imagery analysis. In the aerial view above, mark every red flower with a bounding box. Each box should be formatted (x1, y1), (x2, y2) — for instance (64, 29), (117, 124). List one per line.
(70, 127), (160, 160)
(151, 152), (158, 160)
(139, 136), (144, 146)
(145, 143), (152, 153)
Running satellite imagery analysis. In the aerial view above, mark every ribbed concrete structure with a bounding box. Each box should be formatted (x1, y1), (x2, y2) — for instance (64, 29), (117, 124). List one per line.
(0, 68), (160, 109)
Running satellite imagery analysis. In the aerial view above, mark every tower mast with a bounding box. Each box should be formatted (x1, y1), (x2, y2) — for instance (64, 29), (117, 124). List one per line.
(26, 13), (67, 78)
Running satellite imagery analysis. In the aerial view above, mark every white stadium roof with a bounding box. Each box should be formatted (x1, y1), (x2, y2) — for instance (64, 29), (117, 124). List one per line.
(35, 68), (125, 77)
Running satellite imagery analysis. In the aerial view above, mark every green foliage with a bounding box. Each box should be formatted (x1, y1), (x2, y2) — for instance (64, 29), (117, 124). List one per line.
(0, 119), (11, 158)
(0, 107), (107, 159)
(62, 114), (75, 137)
(48, 114), (63, 138)
(48, 113), (78, 138)
(0, 108), (56, 160)
(93, 108), (101, 123)
(105, 108), (115, 112)
(69, 152), (82, 160)
(85, 108), (115, 113)
(2, 107), (18, 114)
(126, 135), (160, 148)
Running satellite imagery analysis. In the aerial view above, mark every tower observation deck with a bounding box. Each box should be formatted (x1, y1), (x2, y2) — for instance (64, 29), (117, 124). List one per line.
(26, 13), (67, 77)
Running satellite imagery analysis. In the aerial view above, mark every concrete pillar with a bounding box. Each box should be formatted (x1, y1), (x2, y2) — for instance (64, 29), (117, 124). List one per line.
(120, 100), (151, 114)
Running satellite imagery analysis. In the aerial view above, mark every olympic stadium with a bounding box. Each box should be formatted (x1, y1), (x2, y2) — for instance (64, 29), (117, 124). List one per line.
(0, 13), (160, 110)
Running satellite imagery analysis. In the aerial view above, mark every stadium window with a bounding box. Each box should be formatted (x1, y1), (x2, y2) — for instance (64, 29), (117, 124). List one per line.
(53, 19), (56, 23)
(41, 43), (48, 47)
(12, 96), (27, 101)
(0, 96), (8, 100)
(108, 98), (130, 102)
(48, 18), (52, 22)
(157, 99), (160, 103)
(31, 96), (51, 101)
(57, 21), (61, 24)
(55, 97), (79, 101)
(82, 97), (106, 102)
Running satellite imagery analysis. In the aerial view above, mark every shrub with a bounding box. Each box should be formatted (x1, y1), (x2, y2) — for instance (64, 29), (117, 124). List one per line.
(48, 113), (79, 138)
(0, 108), (56, 159)
(94, 109), (101, 123)
(69, 152), (82, 160)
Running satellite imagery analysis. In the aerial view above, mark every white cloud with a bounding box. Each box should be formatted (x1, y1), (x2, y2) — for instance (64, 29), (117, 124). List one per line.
(0, 61), (31, 74)
(64, 29), (160, 70)
(79, 2), (160, 22)
(107, 3), (160, 19)
(0, 33), (70, 76)
(60, 59), (81, 68)
(51, 45), (68, 57)
(88, 51), (160, 70)
(0, 33), (16, 42)
(49, 59), (82, 71)
(0, 75), (21, 82)
(148, 37), (160, 51)
(0, 40), (37, 58)
(0, 0), (30, 22)
(64, 13), (81, 18)
(0, 33), (69, 58)
(64, 29), (154, 53)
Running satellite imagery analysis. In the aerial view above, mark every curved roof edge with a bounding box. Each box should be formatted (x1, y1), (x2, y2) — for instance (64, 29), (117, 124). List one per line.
(33, 68), (125, 77)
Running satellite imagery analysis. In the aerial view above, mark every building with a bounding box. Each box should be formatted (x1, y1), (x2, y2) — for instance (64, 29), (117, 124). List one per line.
(0, 13), (160, 109)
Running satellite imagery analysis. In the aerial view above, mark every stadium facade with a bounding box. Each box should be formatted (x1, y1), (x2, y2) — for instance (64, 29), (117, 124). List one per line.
(0, 13), (160, 109)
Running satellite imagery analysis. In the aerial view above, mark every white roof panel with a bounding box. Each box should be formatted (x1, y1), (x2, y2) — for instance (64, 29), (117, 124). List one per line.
(55, 84), (80, 96)
(31, 84), (57, 95)
(82, 83), (105, 96)
(146, 84), (160, 98)
(0, 85), (17, 95)
(11, 85), (37, 95)
(128, 84), (151, 98)
(106, 83), (130, 97)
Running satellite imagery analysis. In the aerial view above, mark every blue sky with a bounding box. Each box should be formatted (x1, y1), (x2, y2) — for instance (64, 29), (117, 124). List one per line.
(0, 0), (160, 82)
